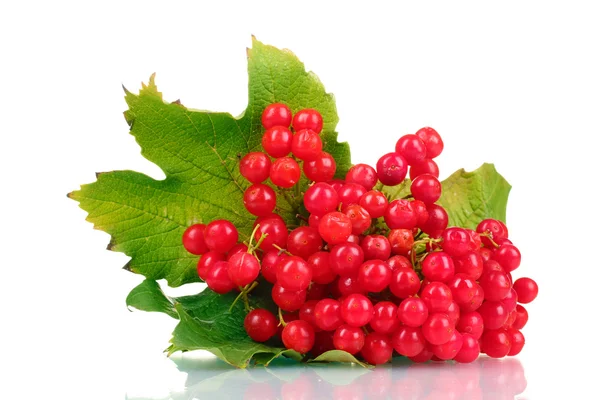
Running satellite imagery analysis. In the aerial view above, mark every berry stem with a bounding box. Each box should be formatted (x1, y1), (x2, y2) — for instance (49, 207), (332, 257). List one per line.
(273, 244), (293, 256)
(228, 281), (259, 313)
(247, 224), (261, 252)
(278, 307), (287, 327)
(479, 231), (500, 248)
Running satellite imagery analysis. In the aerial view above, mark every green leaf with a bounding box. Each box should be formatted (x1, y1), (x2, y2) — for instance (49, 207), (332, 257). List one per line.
(69, 37), (350, 287)
(126, 278), (178, 318)
(438, 163), (511, 228)
(309, 350), (372, 369)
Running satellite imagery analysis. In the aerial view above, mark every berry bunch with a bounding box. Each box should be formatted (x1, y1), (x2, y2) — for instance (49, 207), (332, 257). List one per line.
(181, 103), (538, 365)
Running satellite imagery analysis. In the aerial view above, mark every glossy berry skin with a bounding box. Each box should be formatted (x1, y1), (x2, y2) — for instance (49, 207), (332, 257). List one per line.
(411, 200), (429, 226)
(336, 275), (366, 296)
(291, 129), (322, 160)
(454, 251), (484, 280)
(270, 157), (301, 188)
(182, 224), (208, 255)
(358, 260), (392, 293)
(197, 251), (225, 280)
(299, 300), (321, 331)
(409, 347), (434, 363)
(410, 174), (441, 204)
(244, 309), (278, 342)
(384, 199), (418, 229)
(204, 220), (239, 253)
(397, 297), (429, 327)
(337, 183), (367, 209)
(277, 256), (313, 291)
(389, 267), (421, 298)
(513, 278), (538, 304)
(260, 249), (280, 284)
(261, 103), (292, 129)
(478, 301), (508, 330)
(477, 219), (508, 248)
(314, 299), (343, 331)
(253, 214), (288, 251)
(453, 333), (479, 363)
(376, 152), (408, 186)
(272, 283), (307, 311)
(501, 288), (518, 313)
(479, 270), (512, 301)
(205, 261), (236, 294)
(461, 284), (485, 312)
(303, 152), (336, 182)
(262, 126), (293, 158)
(306, 283), (327, 301)
(422, 252), (455, 282)
(243, 184), (276, 216)
(442, 227), (474, 257)
(282, 320), (315, 353)
(492, 244), (521, 272)
(415, 127), (444, 159)
(292, 108), (323, 134)
(344, 204), (372, 235)
(361, 333), (393, 365)
(361, 235), (392, 261)
(448, 274), (478, 307)
(395, 134), (427, 165)
(333, 325), (365, 355)
(422, 313), (454, 345)
(329, 243), (364, 277)
(341, 294), (374, 327)
(346, 163), (378, 190)
(513, 304), (528, 329)
(420, 282), (453, 313)
(387, 255), (412, 271)
(431, 330), (463, 360)
(239, 152), (272, 184)
(456, 311), (484, 340)
(287, 227), (322, 260)
(507, 328), (525, 356)
(359, 190), (388, 218)
(387, 229), (414, 256)
(304, 182), (339, 216)
(409, 158), (439, 180)
(481, 329), (512, 358)
(226, 243), (249, 260)
(319, 212), (353, 245)
(370, 301), (401, 334)
(420, 204), (448, 238)
(227, 252), (260, 287)
(392, 326), (426, 357)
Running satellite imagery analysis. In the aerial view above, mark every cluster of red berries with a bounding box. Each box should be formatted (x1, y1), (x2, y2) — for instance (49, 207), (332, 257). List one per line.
(181, 103), (538, 365)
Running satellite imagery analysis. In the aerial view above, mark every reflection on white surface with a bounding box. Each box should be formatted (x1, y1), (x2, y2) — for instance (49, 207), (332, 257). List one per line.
(128, 355), (527, 400)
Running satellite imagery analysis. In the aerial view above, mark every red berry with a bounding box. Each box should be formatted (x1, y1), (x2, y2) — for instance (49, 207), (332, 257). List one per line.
(272, 283), (307, 311)
(431, 330), (463, 360)
(243, 183), (276, 216)
(392, 326), (426, 357)
(341, 293), (374, 327)
(411, 200), (429, 226)
(311, 331), (335, 357)
(299, 300), (321, 331)
(359, 190), (388, 218)
(492, 244), (521, 272)
(409, 158), (439, 180)
(480, 247), (493, 262)
(346, 163), (378, 190)
(422, 314), (454, 345)
(338, 183), (367, 209)
(361, 333), (393, 365)
(419, 204), (448, 238)
(460, 284), (485, 312)
(303, 152), (336, 182)
(333, 325), (365, 354)
(197, 251), (225, 280)
(205, 261), (236, 294)
(319, 212), (352, 245)
(397, 297), (429, 327)
(420, 282), (453, 313)
(513, 305), (528, 329)
(456, 311), (484, 340)
(227, 252), (260, 287)
(422, 252), (455, 283)
(361, 235), (392, 261)
(501, 288), (518, 313)
(329, 242), (364, 277)
(287, 227), (322, 259)
(253, 214), (288, 251)
(506, 328), (525, 356)
(479, 271), (512, 301)
(358, 260), (392, 293)
(291, 129), (322, 160)
(244, 309), (278, 342)
(395, 134), (427, 165)
(448, 274), (478, 307)
(182, 223), (209, 255)
(314, 299), (343, 331)
(389, 267), (421, 298)
(306, 283), (327, 301)
(441, 227), (473, 257)
(453, 251), (484, 280)
(282, 320), (315, 353)
(409, 347), (434, 363)
(336, 275), (366, 296)
(260, 249), (280, 283)
(478, 301), (508, 330)
(476, 219), (508, 248)
(204, 220), (239, 253)
(227, 243), (249, 260)
(453, 333), (479, 363)
(410, 174), (441, 204)
(344, 204), (372, 235)
(513, 277), (538, 304)
(239, 152), (272, 183)
(370, 301), (401, 334)
(387, 255), (412, 271)
(304, 182), (339, 216)
(270, 157), (300, 188)
(384, 199), (418, 229)
(262, 103), (292, 129)
(307, 251), (336, 285)
(262, 126), (293, 158)
(292, 108), (323, 133)
(277, 256), (313, 291)
(481, 329), (512, 358)
(376, 152), (408, 186)
(388, 229), (414, 256)
(415, 127), (443, 159)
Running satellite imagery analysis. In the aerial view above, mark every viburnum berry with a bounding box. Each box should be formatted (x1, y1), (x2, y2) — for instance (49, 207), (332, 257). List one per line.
(292, 108), (323, 134)
(422, 313), (454, 345)
(306, 283), (328, 301)
(277, 256), (313, 291)
(409, 347), (434, 363)
(479, 270), (512, 301)
(243, 183), (276, 216)
(227, 252), (260, 287)
(477, 219), (508, 248)
(384, 199), (418, 229)
(376, 152), (408, 186)
(395, 134), (427, 165)
(261, 103), (292, 129)
(513, 304), (528, 329)
(253, 214), (288, 251)
(461, 283), (485, 312)
(441, 227), (474, 257)
(239, 152), (272, 183)
(387, 255), (412, 270)
(410, 174), (441, 204)
(336, 275), (366, 296)
(453, 251), (484, 280)
(314, 299), (344, 331)
(272, 283), (307, 311)
(205, 261), (236, 294)
(262, 126), (293, 158)
(415, 127), (444, 159)
(359, 190), (388, 218)
(456, 311), (484, 340)
(346, 163), (378, 190)
(299, 300), (321, 331)
(197, 251), (225, 281)
(411, 200), (429, 226)
(448, 274), (478, 306)
(244, 309), (278, 342)
(397, 297), (429, 327)
(420, 282), (453, 313)
(329, 242), (364, 277)
(431, 330), (463, 360)
(182, 223), (209, 255)
(392, 326), (426, 357)
(478, 301), (508, 330)
(308, 213), (321, 230)
(282, 320), (315, 353)
(338, 183), (367, 209)
(370, 301), (401, 334)
(453, 333), (479, 363)
(226, 243), (249, 260)
(409, 158), (440, 180)
(492, 244), (522, 272)
(291, 129), (322, 160)
(506, 328), (525, 356)
(341, 294), (374, 327)
(344, 204), (372, 235)
(361, 332), (393, 365)
(513, 277), (538, 303)
(260, 249), (280, 284)
(387, 229), (414, 256)
(303, 152), (336, 182)
(422, 252), (455, 282)
(270, 157), (301, 188)
(304, 182), (339, 216)
(333, 325), (365, 355)
(287, 227), (322, 259)
(389, 267), (421, 298)
(445, 301), (460, 326)
(319, 212), (353, 245)
(361, 235), (392, 261)
(419, 204), (448, 238)
(481, 329), (512, 358)
(358, 260), (392, 293)
(204, 220), (239, 253)
(501, 288), (518, 313)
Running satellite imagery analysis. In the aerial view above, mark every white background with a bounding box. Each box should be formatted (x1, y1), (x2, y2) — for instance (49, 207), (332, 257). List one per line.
(1, 1), (599, 399)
